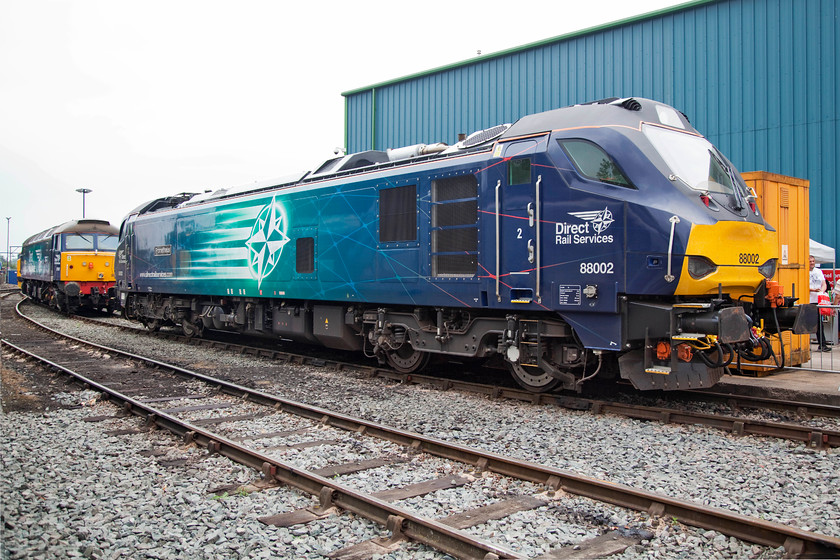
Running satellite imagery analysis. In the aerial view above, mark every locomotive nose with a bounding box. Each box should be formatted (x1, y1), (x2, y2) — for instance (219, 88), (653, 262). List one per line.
(676, 221), (778, 298)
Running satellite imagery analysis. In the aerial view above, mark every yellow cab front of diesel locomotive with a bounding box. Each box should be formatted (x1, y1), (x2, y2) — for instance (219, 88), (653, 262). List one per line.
(642, 119), (777, 299)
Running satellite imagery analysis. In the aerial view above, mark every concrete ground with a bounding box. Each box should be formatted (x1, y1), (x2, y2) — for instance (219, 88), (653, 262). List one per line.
(715, 342), (840, 404)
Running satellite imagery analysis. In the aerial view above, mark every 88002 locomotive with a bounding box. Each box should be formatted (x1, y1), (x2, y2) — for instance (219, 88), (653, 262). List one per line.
(116, 98), (815, 392)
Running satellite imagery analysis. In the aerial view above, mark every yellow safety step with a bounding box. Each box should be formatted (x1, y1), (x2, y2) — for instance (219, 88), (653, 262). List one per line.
(672, 333), (705, 341)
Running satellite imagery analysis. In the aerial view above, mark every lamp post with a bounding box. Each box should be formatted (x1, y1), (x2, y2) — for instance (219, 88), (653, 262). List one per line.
(5, 217), (9, 285)
(76, 188), (92, 218)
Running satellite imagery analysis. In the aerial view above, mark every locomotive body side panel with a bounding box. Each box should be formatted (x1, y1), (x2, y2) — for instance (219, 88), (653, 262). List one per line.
(19, 238), (54, 283)
(123, 156), (491, 308)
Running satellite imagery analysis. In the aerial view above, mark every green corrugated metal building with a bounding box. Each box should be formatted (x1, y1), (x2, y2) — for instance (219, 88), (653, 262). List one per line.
(342, 0), (839, 255)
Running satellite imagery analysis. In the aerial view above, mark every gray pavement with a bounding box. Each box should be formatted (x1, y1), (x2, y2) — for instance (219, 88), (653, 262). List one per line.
(717, 342), (840, 403)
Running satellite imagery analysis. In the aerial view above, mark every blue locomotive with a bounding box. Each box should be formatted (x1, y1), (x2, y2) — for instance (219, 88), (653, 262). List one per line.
(20, 219), (120, 313)
(115, 98), (815, 392)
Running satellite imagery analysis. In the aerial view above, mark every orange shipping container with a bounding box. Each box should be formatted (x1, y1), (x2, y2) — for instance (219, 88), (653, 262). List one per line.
(740, 171), (811, 369)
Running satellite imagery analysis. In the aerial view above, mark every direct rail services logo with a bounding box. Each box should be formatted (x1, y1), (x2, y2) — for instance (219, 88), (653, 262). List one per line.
(555, 207), (615, 245)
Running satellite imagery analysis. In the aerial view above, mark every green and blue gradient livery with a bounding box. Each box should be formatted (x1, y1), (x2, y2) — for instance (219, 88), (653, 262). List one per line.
(117, 98), (815, 392)
(124, 175), (479, 303)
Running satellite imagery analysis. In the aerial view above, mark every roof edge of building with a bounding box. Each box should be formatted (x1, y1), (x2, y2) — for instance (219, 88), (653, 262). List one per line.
(341, 0), (719, 97)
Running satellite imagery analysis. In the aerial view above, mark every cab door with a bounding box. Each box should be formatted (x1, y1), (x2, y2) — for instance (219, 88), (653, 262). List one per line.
(51, 235), (61, 281)
(116, 217), (136, 292)
(496, 139), (544, 304)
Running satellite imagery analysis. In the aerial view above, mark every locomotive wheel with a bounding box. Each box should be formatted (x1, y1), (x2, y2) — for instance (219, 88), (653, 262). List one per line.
(182, 319), (204, 339)
(386, 344), (430, 374)
(508, 362), (562, 392)
(145, 319), (161, 332)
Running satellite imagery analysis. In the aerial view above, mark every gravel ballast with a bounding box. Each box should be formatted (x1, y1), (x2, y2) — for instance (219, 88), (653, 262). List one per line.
(3, 303), (838, 558)
(0, 393), (393, 560)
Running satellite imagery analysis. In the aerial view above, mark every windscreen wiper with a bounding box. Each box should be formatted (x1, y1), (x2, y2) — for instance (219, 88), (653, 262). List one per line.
(708, 149), (745, 211)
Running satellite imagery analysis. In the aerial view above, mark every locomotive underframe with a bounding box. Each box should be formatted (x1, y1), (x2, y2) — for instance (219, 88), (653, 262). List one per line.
(121, 287), (816, 393)
(618, 298), (732, 390)
(22, 278), (116, 313)
(123, 293), (593, 391)
(620, 293), (817, 390)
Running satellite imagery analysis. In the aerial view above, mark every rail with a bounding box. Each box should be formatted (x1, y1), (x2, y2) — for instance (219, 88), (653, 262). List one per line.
(6, 301), (840, 557)
(18, 298), (840, 449)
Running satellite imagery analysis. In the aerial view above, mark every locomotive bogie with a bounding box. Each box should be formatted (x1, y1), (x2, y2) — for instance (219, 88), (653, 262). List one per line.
(116, 98), (815, 392)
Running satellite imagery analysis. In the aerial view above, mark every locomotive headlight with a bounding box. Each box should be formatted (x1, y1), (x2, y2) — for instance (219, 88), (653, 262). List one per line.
(758, 258), (777, 279)
(687, 256), (718, 279)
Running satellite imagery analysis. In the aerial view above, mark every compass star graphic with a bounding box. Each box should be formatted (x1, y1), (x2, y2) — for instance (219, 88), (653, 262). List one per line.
(245, 196), (290, 287)
(590, 207), (614, 234)
(567, 207), (614, 234)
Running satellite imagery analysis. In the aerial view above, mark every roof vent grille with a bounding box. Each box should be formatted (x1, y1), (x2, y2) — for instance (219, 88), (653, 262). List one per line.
(607, 97), (641, 111)
(463, 124), (510, 148)
(619, 98), (641, 111)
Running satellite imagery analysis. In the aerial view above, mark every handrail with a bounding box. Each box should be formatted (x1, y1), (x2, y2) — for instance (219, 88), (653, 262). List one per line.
(495, 180), (502, 302)
(535, 175), (542, 303)
(665, 215), (680, 283)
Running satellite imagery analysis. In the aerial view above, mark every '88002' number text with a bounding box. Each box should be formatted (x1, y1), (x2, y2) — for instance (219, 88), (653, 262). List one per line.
(580, 262), (614, 274)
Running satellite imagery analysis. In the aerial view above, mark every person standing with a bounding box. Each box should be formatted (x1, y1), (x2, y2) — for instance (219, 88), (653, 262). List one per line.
(809, 255), (830, 352)
(832, 279), (840, 345)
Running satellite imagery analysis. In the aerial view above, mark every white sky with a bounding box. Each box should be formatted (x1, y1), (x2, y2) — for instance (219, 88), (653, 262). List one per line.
(0, 0), (686, 259)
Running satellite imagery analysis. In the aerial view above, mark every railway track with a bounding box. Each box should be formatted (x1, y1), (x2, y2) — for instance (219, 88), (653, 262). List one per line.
(4, 298), (840, 558)
(25, 299), (840, 450)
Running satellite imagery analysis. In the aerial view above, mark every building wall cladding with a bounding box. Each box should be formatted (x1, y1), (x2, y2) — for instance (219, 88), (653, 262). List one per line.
(343, 0), (839, 255)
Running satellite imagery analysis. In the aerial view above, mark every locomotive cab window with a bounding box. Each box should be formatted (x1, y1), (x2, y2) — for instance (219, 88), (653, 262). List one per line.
(379, 184), (417, 243)
(64, 233), (95, 250)
(508, 158), (531, 185)
(643, 124), (737, 195)
(559, 140), (633, 188)
(98, 234), (119, 251)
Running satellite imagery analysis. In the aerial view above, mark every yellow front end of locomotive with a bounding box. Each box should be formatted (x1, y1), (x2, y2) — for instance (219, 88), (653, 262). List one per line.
(61, 252), (116, 282)
(675, 221), (778, 298)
